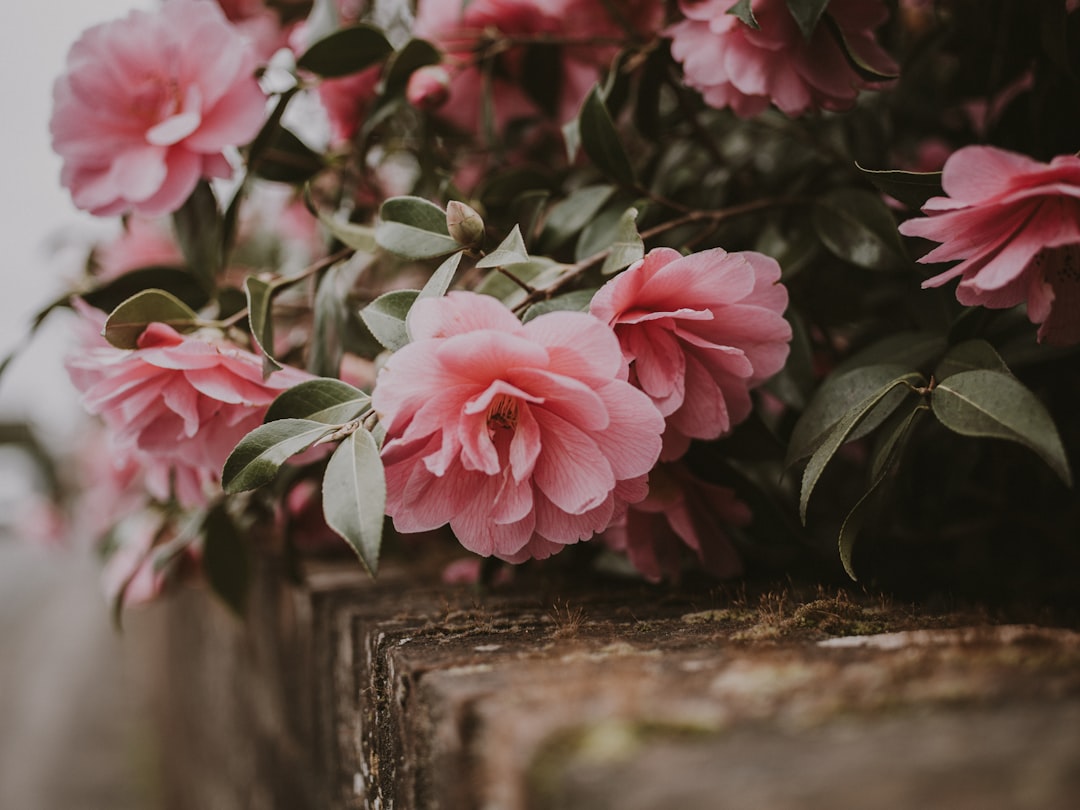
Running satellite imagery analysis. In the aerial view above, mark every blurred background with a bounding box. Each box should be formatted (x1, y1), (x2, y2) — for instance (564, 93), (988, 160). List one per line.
(0, 2), (161, 807)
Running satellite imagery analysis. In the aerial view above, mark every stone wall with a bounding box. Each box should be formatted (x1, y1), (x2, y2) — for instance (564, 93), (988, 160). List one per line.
(158, 555), (1080, 809)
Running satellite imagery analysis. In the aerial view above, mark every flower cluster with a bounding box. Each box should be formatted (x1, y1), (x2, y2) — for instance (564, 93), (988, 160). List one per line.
(23, 0), (1080, 608)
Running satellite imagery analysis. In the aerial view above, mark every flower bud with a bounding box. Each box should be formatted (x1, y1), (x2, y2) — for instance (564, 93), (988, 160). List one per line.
(446, 200), (485, 247)
(406, 65), (451, 111)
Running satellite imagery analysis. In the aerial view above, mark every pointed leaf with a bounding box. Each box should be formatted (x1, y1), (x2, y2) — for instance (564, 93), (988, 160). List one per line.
(82, 266), (209, 315)
(222, 419), (336, 493)
(931, 370), (1072, 486)
(727, 0), (760, 28)
(306, 186), (377, 252)
(934, 340), (1009, 381)
(418, 251), (463, 300)
(787, 363), (917, 466)
(244, 276), (282, 376)
(376, 196), (459, 259)
(600, 207), (645, 275)
(522, 288), (597, 322)
(381, 38), (442, 97)
(265, 378), (371, 424)
(786, 0), (830, 39)
(323, 429), (386, 575)
(296, 24), (393, 78)
(172, 181), (222, 293)
(202, 502), (249, 615)
(360, 289), (419, 351)
(856, 164), (944, 210)
(813, 189), (909, 271)
(476, 225), (530, 268)
(578, 85), (635, 187)
(833, 331), (948, 375)
(823, 14), (899, 80)
(252, 126), (325, 184)
(539, 184), (615, 252)
(800, 374), (923, 522)
(309, 256), (370, 378)
(838, 404), (926, 580)
(103, 289), (201, 349)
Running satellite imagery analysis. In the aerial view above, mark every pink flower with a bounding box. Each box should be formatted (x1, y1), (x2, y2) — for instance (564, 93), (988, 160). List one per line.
(95, 217), (185, 280)
(898, 146), (1080, 346)
(668, 0), (897, 118)
(66, 304), (311, 507)
(50, 1), (267, 217)
(603, 462), (750, 582)
(413, 0), (661, 133)
(406, 65), (452, 111)
(316, 66), (382, 145)
(372, 291), (664, 562)
(590, 247), (792, 460)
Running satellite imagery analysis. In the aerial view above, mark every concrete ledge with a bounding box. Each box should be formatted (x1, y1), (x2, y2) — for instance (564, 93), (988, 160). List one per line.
(157, 556), (1080, 809)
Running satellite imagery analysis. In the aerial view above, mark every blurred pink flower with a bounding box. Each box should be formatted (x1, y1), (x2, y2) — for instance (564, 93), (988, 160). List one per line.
(668, 0), (897, 118)
(604, 462), (750, 582)
(316, 66), (382, 145)
(406, 65), (452, 111)
(50, 1), (267, 217)
(66, 305), (311, 507)
(590, 247), (791, 460)
(100, 513), (202, 609)
(899, 146), (1080, 346)
(413, 0), (661, 133)
(372, 291), (664, 562)
(95, 217), (184, 280)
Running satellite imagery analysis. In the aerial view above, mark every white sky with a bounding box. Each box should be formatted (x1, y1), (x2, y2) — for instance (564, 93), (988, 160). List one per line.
(0, 1), (153, 443)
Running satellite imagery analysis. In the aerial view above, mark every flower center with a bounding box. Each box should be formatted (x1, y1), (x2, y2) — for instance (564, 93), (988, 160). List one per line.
(130, 74), (181, 124)
(487, 394), (518, 433)
(1038, 244), (1080, 285)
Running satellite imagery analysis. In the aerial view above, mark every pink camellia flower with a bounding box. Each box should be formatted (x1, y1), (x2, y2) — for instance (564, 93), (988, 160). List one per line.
(604, 462), (750, 582)
(372, 291), (664, 562)
(898, 146), (1080, 346)
(668, 0), (898, 118)
(66, 304), (311, 507)
(406, 65), (453, 112)
(95, 217), (185, 280)
(590, 247), (792, 460)
(413, 0), (662, 133)
(50, 1), (267, 217)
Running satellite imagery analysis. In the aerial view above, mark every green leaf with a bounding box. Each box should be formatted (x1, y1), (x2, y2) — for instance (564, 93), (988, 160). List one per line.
(360, 289), (419, 351)
(578, 85), (635, 187)
(244, 276), (282, 376)
(419, 251), (463, 300)
(931, 370), (1072, 486)
(309, 256), (370, 378)
(833, 331), (948, 375)
(381, 38), (442, 97)
(539, 184), (615, 252)
(786, 0), (830, 39)
(296, 24), (393, 78)
(252, 126), (325, 185)
(801, 373), (923, 523)
(855, 164), (943, 210)
(823, 14), (900, 80)
(202, 502), (249, 616)
(323, 429), (386, 575)
(727, 0), (760, 29)
(265, 378), (371, 425)
(476, 225), (530, 268)
(522, 288), (597, 322)
(103, 289), (201, 349)
(934, 340), (1009, 381)
(838, 405), (925, 581)
(222, 419), (336, 493)
(376, 196), (460, 259)
(600, 207), (644, 275)
(81, 266), (209, 315)
(814, 189), (909, 271)
(172, 181), (222, 293)
(786, 363), (919, 466)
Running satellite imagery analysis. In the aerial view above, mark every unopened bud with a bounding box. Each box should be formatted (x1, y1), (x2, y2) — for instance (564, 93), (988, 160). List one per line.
(446, 200), (485, 247)
(406, 64), (451, 111)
